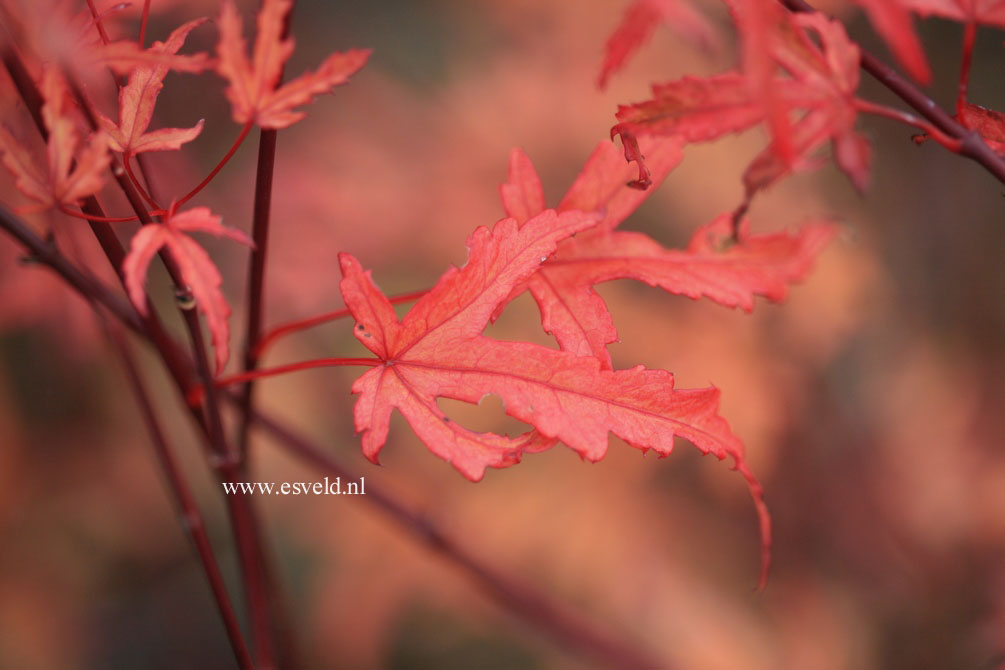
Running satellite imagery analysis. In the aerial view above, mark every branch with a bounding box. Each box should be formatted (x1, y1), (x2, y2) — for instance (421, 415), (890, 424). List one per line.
(778, 0), (1005, 184)
(243, 403), (667, 670)
(64, 61), (281, 667)
(105, 325), (254, 670)
(237, 0), (296, 463)
(236, 125), (278, 458)
(0, 205), (143, 334)
(254, 288), (428, 358)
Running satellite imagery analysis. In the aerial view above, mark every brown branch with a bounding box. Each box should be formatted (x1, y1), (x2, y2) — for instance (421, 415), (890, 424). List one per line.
(238, 0), (297, 462)
(40, 51), (282, 667)
(0, 205), (143, 334)
(105, 325), (254, 670)
(243, 404), (667, 670)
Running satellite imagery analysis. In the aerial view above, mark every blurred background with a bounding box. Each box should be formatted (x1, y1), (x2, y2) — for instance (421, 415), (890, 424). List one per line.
(1, 0), (1004, 668)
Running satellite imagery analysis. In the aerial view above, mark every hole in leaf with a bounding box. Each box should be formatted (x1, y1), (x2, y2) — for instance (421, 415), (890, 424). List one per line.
(481, 290), (558, 348)
(436, 394), (532, 437)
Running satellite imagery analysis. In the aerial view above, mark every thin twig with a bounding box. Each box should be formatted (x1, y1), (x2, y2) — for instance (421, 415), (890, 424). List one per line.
(105, 325), (254, 670)
(237, 125), (278, 458)
(181, 306), (280, 669)
(64, 63), (281, 669)
(254, 289), (428, 357)
(3, 48), (277, 669)
(0, 205), (142, 334)
(176, 121), (254, 207)
(138, 0), (152, 48)
(237, 0), (297, 460)
(243, 404), (666, 670)
(957, 20), (977, 116)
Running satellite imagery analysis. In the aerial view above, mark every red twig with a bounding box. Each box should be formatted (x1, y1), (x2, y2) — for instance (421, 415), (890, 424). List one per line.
(219, 357), (380, 387)
(84, 0), (111, 45)
(958, 20), (977, 116)
(0, 205), (142, 333)
(255, 289), (428, 357)
(855, 99), (964, 152)
(176, 121), (254, 207)
(180, 306), (280, 669)
(4, 48), (278, 669)
(57, 206), (143, 223)
(123, 153), (163, 211)
(139, 0), (152, 47)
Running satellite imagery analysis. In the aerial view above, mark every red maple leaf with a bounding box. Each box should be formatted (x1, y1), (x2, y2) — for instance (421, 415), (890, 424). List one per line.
(95, 40), (211, 76)
(497, 140), (836, 369)
(612, 12), (870, 193)
(96, 18), (208, 155)
(597, 0), (719, 89)
(216, 0), (371, 129)
(123, 206), (253, 374)
(340, 210), (770, 586)
(852, 0), (931, 83)
(744, 12), (870, 193)
(0, 67), (109, 213)
(0, 0), (210, 83)
(958, 102), (1005, 154)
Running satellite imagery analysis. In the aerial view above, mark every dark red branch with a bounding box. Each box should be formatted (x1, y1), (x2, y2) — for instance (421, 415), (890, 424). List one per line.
(106, 326), (254, 670)
(243, 404), (667, 670)
(0, 205), (142, 334)
(236, 126), (278, 457)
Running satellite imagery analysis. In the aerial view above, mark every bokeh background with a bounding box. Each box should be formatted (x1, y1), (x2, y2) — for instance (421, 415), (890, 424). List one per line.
(1, 0), (1004, 668)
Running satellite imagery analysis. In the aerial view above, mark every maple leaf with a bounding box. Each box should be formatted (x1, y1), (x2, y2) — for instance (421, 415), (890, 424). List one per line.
(725, 0), (798, 167)
(94, 42), (211, 77)
(340, 210), (771, 585)
(497, 141), (834, 368)
(958, 102), (1005, 154)
(0, 0), (210, 81)
(96, 18), (208, 155)
(0, 67), (110, 212)
(216, 0), (371, 129)
(612, 72), (780, 142)
(744, 12), (870, 194)
(852, 0), (931, 83)
(597, 0), (719, 89)
(123, 206), (253, 374)
(612, 12), (869, 193)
